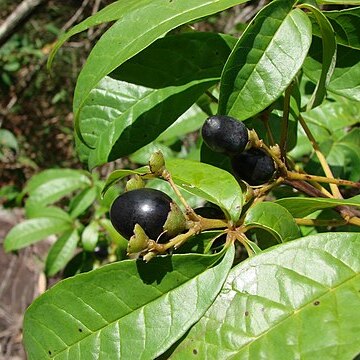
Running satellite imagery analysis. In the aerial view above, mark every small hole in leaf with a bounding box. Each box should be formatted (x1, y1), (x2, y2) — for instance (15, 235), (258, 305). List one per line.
(193, 349), (198, 355)
(48, 350), (52, 355)
(313, 300), (320, 306)
(79, 328), (83, 332)
(245, 311), (249, 316)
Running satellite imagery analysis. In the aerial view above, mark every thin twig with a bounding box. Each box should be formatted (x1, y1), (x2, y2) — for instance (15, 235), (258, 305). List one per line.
(298, 114), (342, 198)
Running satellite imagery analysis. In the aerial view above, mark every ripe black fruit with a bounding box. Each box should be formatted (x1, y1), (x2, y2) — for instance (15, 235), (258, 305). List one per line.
(110, 188), (173, 240)
(231, 148), (275, 186)
(201, 115), (249, 156)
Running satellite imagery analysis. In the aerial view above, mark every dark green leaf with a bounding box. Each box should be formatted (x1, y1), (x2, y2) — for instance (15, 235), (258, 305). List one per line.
(170, 232), (360, 360)
(45, 229), (80, 277)
(23, 246), (234, 359)
(303, 37), (360, 101)
(218, 1), (312, 120)
(301, 4), (337, 109)
(313, 7), (360, 50)
(69, 1), (248, 133)
(77, 33), (236, 167)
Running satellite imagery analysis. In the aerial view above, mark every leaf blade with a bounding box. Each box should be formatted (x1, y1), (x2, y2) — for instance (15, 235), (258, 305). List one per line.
(24, 246), (235, 359)
(170, 232), (360, 359)
(218, 1), (312, 120)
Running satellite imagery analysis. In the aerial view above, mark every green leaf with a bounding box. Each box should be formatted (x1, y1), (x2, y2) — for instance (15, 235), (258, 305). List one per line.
(312, 7), (360, 50)
(0, 129), (18, 151)
(69, 187), (97, 219)
(129, 142), (174, 166)
(4, 217), (73, 252)
(69, 1), (248, 132)
(276, 195), (360, 217)
(23, 246), (234, 360)
(218, 1), (312, 120)
(170, 232), (360, 360)
(45, 229), (80, 277)
(301, 4), (337, 109)
(77, 33), (236, 168)
(317, 0), (360, 4)
(81, 221), (100, 252)
(303, 37), (360, 101)
(157, 104), (206, 143)
(26, 206), (73, 222)
(166, 159), (243, 222)
(24, 169), (91, 209)
(244, 202), (300, 243)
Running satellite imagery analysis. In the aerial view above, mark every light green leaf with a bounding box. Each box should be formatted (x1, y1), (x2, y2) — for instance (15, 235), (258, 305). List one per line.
(23, 246), (234, 360)
(166, 159), (243, 222)
(0, 129), (18, 151)
(244, 202), (300, 243)
(69, 187), (98, 219)
(218, 1), (312, 120)
(81, 221), (100, 252)
(317, 0), (360, 4)
(170, 232), (360, 360)
(276, 195), (360, 217)
(24, 169), (91, 210)
(45, 229), (80, 277)
(301, 4), (337, 109)
(4, 217), (73, 252)
(70, 1), (248, 133)
(26, 206), (73, 222)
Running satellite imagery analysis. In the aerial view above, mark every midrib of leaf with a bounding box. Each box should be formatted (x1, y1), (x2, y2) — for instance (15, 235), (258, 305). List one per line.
(222, 269), (359, 358)
(45, 263), (222, 358)
(74, 0), (242, 117)
(226, 7), (299, 115)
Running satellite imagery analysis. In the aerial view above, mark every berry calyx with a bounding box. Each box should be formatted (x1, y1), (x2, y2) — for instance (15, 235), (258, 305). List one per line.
(231, 148), (275, 186)
(201, 115), (249, 156)
(110, 188), (185, 241)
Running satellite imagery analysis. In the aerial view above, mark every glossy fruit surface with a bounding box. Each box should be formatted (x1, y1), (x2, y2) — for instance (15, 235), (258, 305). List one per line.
(231, 148), (275, 186)
(201, 115), (249, 155)
(110, 188), (172, 240)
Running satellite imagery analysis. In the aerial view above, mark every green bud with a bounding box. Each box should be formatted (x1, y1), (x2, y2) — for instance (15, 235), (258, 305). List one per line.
(163, 202), (186, 238)
(149, 151), (165, 176)
(125, 174), (145, 191)
(127, 223), (149, 256)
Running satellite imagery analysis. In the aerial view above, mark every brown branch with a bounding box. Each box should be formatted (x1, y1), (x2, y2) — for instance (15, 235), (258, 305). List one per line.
(0, 0), (48, 46)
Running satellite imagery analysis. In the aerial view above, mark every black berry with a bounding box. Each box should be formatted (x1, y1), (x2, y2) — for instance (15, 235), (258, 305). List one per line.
(231, 149), (275, 186)
(110, 188), (173, 240)
(201, 115), (249, 156)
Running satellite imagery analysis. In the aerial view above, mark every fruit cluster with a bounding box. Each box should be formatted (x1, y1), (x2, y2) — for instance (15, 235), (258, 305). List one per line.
(109, 115), (276, 258)
(202, 115), (275, 186)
